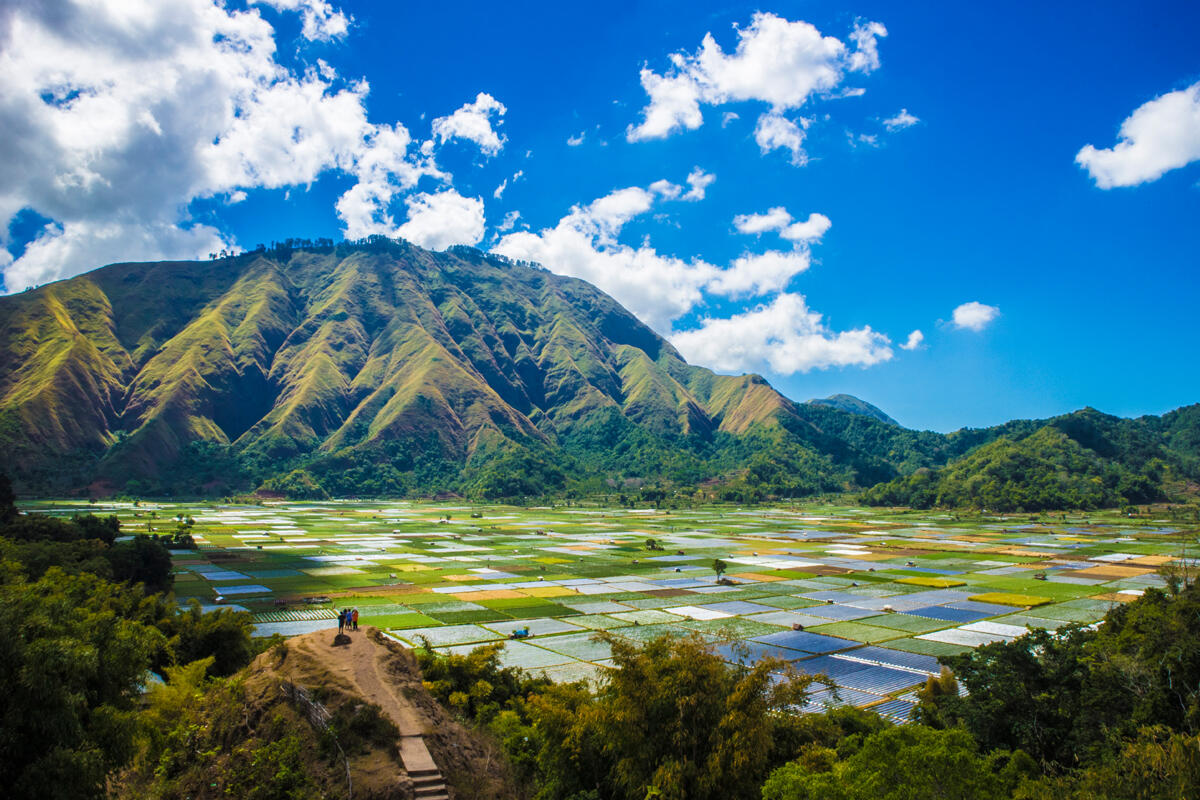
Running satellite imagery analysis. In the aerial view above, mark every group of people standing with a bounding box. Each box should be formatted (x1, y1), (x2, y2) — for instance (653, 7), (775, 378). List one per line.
(337, 607), (359, 634)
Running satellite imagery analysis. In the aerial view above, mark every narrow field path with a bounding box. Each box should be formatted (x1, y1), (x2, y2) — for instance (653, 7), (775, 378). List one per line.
(295, 628), (449, 799)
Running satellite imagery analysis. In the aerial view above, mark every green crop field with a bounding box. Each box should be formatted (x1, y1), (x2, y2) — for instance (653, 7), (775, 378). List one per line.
(25, 499), (1196, 722)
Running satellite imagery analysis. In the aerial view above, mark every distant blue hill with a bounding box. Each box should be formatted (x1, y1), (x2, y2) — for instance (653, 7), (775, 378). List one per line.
(806, 394), (899, 427)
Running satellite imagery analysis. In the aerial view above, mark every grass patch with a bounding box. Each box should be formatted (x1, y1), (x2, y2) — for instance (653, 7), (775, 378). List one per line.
(895, 576), (966, 588)
(886, 637), (973, 658)
(373, 612), (442, 629)
(426, 609), (510, 624)
(807, 621), (904, 644)
(968, 592), (1053, 608)
(503, 604), (578, 619)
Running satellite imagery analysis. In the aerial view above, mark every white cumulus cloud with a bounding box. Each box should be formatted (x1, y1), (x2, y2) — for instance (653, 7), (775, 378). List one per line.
(496, 210), (521, 232)
(706, 251), (813, 298)
(671, 293), (893, 374)
(733, 207), (831, 243)
(846, 20), (888, 74)
(952, 301), (1000, 331)
(627, 12), (886, 142)
(252, 0), (349, 41)
(396, 189), (485, 251)
(1076, 81), (1200, 188)
(883, 108), (919, 132)
(683, 168), (716, 200)
(492, 188), (717, 331)
(900, 329), (924, 350)
(431, 92), (508, 155)
(754, 113), (809, 165)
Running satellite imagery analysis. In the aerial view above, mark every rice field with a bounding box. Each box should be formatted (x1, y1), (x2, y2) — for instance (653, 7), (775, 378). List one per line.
(25, 499), (1196, 719)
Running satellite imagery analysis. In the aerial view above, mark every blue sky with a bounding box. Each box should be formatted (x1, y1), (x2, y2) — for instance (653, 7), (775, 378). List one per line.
(2, 1), (1198, 432)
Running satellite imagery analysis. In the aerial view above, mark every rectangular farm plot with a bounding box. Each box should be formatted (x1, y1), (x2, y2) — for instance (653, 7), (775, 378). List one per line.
(798, 604), (879, 622)
(854, 613), (952, 634)
(917, 628), (1009, 647)
(532, 633), (615, 661)
(806, 621), (906, 644)
(611, 609), (686, 625)
(663, 605), (733, 620)
(253, 618), (340, 637)
(838, 645), (941, 674)
(714, 641), (813, 665)
(394, 624), (504, 647)
(569, 614), (633, 630)
(751, 630), (857, 654)
(906, 605), (993, 623)
(487, 641), (577, 671)
(214, 584), (273, 595)
(484, 618), (585, 637)
(884, 637), (973, 658)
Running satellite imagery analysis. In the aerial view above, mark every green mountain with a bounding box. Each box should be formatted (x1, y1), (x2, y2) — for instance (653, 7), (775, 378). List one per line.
(1, 237), (1197, 506)
(858, 406), (1200, 511)
(0, 239), (805, 497)
(806, 393), (899, 426)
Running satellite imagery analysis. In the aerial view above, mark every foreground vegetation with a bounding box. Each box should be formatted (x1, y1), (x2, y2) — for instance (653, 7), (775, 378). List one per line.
(414, 574), (1200, 800)
(0, 476), (273, 798)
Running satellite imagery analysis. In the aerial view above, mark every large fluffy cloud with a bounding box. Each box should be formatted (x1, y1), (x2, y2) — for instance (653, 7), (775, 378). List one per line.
(671, 293), (893, 374)
(493, 180), (888, 374)
(1076, 82), (1200, 189)
(395, 189), (485, 251)
(0, 0), (482, 292)
(627, 13), (886, 144)
(492, 180), (720, 330)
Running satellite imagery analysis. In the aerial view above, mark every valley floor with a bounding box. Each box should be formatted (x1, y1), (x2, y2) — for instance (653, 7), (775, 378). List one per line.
(24, 500), (1196, 718)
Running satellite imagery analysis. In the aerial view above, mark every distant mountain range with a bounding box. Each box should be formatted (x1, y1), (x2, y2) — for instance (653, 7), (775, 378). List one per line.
(1, 238), (1197, 509)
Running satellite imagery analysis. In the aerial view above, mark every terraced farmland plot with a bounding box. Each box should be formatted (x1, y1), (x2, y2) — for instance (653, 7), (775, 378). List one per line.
(28, 499), (1194, 713)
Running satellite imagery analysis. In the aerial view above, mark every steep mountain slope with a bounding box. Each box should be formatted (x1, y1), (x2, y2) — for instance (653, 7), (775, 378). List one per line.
(0, 239), (801, 494)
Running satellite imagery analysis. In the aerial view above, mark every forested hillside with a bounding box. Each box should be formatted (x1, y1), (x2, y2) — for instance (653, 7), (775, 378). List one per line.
(859, 406), (1200, 511)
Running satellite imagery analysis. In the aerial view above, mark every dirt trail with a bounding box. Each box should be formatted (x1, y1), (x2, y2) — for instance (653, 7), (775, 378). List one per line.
(292, 628), (448, 798)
